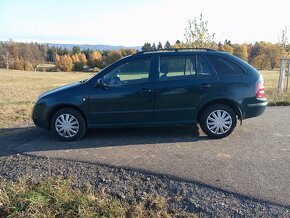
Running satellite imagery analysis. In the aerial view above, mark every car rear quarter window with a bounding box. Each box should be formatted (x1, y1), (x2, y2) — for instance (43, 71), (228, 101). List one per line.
(206, 55), (245, 75)
(196, 56), (213, 79)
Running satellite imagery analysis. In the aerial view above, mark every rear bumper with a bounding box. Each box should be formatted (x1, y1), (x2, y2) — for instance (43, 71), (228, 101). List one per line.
(244, 99), (267, 119)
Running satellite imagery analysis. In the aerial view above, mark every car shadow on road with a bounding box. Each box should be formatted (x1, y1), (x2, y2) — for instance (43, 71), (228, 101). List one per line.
(0, 124), (211, 156)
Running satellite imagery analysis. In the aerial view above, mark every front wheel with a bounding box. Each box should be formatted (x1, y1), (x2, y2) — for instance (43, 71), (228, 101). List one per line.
(199, 104), (237, 139)
(51, 108), (87, 141)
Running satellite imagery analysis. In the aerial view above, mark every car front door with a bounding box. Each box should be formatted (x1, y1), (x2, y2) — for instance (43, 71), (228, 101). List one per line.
(88, 56), (155, 126)
(153, 54), (216, 123)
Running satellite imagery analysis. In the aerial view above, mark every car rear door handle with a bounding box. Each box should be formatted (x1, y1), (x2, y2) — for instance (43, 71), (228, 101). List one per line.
(154, 90), (161, 95)
(200, 83), (212, 89)
(140, 88), (152, 94)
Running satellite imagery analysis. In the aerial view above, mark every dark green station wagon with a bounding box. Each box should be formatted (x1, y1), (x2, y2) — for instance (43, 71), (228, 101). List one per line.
(32, 48), (267, 141)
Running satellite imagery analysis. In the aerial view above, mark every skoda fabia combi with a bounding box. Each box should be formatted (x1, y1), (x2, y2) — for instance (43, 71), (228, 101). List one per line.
(32, 48), (267, 141)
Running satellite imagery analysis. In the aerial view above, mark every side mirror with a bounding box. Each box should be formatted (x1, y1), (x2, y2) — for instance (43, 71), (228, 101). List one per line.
(96, 79), (109, 89)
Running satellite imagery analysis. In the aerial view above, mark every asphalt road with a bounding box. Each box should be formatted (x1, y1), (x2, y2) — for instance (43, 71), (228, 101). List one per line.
(10, 106), (290, 206)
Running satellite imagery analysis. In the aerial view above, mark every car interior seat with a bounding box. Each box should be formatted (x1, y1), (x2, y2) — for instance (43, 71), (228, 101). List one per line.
(160, 64), (169, 81)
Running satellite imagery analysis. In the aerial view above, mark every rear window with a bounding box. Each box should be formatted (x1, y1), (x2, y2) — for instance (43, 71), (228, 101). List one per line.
(159, 56), (196, 81)
(206, 55), (245, 75)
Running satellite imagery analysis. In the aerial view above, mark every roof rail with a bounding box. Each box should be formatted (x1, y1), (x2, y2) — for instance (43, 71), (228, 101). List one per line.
(134, 48), (216, 55)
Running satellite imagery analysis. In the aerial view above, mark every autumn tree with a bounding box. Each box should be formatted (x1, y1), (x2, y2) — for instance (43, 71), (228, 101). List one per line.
(249, 42), (269, 70)
(56, 55), (73, 72)
(24, 60), (33, 71)
(105, 50), (122, 65)
(78, 53), (87, 65)
(218, 44), (234, 53)
(233, 44), (248, 61)
(71, 54), (80, 63)
(184, 14), (215, 48)
(120, 48), (136, 56)
(264, 43), (283, 69)
(14, 56), (24, 70)
(218, 40), (234, 53)
(88, 50), (103, 68)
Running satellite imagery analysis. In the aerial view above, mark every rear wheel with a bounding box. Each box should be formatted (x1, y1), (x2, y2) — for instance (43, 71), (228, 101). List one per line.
(51, 108), (86, 141)
(199, 104), (237, 139)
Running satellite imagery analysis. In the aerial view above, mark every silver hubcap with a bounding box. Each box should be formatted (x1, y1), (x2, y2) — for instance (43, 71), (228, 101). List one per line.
(206, 110), (232, 135)
(55, 114), (79, 138)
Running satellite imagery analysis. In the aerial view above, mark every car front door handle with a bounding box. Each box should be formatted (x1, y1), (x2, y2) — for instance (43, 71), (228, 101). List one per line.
(200, 83), (212, 89)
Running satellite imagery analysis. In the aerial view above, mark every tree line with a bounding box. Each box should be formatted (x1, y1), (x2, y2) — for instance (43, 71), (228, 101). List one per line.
(0, 40), (136, 72)
(0, 14), (289, 72)
(141, 40), (288, 70)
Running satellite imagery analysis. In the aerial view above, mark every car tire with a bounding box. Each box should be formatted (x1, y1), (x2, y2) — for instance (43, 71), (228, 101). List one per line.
(51, 108), (87, 141)
(199, 104), (237, 139)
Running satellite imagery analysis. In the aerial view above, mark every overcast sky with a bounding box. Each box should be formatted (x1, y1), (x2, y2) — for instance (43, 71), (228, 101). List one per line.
(0, 0), (289, 46)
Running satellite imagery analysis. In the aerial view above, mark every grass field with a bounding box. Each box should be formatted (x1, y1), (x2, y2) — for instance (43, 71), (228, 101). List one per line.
(261, 70), (290, 106)
(0, 69), (289, 129)
(0, 69), (93, 128)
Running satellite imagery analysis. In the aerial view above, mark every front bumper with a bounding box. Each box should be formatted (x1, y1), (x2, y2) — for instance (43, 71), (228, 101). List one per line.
(32, 102), (50, 129)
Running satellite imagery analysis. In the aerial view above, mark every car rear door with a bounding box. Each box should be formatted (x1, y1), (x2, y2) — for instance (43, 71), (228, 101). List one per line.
(153, 54), (217, 123)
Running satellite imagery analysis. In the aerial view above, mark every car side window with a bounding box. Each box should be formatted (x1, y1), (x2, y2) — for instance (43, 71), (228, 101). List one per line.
(159, 56), (196, 81)
(196, 56), (213, 79)
(103, 58), (151, 85)
(206, 55), (245, 75)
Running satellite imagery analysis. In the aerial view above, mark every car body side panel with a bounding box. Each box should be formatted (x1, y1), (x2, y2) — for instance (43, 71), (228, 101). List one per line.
(32, 51), (267, 132)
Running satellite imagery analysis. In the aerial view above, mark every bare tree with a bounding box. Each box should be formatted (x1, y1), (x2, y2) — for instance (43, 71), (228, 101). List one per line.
(0, 42), (10, 69)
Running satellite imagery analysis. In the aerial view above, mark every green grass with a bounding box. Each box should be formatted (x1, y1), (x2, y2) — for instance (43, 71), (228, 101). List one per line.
(0, 177), (196, 217)
(0, 69), (289, 128)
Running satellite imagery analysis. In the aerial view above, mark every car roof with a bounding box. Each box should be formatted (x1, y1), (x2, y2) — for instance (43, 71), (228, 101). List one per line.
(133, 48), (218, 56)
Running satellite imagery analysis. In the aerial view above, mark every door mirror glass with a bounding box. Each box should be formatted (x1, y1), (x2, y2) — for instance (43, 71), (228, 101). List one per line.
(96, 78), (109, 89)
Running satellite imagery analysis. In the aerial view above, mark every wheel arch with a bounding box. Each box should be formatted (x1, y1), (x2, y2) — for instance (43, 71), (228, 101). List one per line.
(48, 104), (87, 129)
(197, 99), (243, 123)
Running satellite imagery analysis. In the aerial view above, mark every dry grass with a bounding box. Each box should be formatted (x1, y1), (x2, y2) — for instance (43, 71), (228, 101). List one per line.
(260, 70), (290, 106)
(0, 177), (196, 217)
(0, 69), (289, 129)
(0, 69), (93, 128)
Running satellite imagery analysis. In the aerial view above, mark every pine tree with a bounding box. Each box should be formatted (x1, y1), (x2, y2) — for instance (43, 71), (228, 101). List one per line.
(164, 41), (171, 49)
(141, 42), (152, 51)
(157, 42), (163, 50)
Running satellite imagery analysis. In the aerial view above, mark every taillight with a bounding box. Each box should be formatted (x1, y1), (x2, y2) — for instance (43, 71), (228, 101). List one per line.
(257, 81), (265, 99)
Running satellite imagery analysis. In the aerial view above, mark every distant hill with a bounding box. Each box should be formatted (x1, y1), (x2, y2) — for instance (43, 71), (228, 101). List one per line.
(47, 43), (141, 51)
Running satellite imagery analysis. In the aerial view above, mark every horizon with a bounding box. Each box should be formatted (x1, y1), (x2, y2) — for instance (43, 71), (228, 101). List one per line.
(1, 0), (290, 46)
